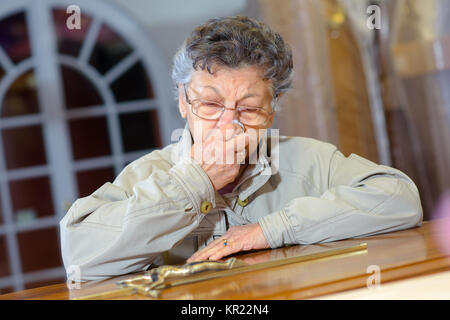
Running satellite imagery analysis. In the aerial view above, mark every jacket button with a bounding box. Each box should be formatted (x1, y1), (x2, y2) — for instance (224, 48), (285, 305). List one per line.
(200, 201), (212, 214)
(237, 197), (249, 207)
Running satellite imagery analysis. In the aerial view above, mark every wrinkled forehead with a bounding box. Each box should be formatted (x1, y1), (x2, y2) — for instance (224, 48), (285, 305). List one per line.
(189, 65), (273, 99)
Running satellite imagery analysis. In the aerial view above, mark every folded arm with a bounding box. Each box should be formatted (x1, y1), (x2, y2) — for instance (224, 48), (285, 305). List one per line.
(259, 148), (423, 247)
(60, 153), (215, 281)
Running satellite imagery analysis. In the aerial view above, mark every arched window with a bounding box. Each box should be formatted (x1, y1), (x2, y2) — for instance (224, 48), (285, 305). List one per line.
(0, 0), (173, 292)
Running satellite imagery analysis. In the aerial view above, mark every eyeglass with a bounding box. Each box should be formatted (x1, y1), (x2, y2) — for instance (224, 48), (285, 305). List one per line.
(183, 84), (274, 127)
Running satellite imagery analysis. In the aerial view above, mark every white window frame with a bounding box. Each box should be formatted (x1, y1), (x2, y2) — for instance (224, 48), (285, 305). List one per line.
(0, 0), (177, 292)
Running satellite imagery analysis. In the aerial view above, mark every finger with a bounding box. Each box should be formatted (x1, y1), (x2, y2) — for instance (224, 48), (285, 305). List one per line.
(220, 122), (244, 141)
(188, 247), (219, 262)
(236, 149), (246, 164)
(187, 236), (227, 262)
(187, 244), (216, 262)
(208, 241), (239, 260)
(235, 132), (250, 149)
(223, 127), (238, 141)
(189, 235), (233, 262)
(204, 236), (240, 261)
(190, 240), (226, 261)
(201, 240), (235, 261)
(222, 133), (248, 164)
(225, 132), (249, 152)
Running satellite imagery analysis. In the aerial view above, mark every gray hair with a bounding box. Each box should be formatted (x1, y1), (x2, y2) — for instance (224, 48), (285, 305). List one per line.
(171, 16), (293, 110)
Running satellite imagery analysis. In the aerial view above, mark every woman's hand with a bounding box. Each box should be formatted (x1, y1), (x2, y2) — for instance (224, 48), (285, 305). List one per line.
(191, 129), (249, 191)
(187, 223), (270, 262)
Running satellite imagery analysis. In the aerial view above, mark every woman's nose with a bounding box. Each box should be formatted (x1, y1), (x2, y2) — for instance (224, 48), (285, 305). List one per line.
(217, 120), (244, 141)
(217, 107), (238, 126)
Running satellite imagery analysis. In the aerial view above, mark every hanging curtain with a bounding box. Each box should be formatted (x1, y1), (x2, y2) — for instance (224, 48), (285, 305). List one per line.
(257, 0), (382, 163)
(257, 0), (338, 145)
(378, 0), (450, 218)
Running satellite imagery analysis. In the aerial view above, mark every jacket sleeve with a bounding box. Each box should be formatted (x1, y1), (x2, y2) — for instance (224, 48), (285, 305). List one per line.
(59, 151), (215, 281)
(259, 146), (423, 248)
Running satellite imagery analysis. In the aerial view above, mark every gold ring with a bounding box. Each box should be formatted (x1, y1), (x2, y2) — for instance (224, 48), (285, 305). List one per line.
(223, 239), (228, 246)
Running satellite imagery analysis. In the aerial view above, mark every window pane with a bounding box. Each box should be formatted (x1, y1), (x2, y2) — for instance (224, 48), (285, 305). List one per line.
(89, 23), (133, 75)
(76, 167), (115, 197)
(1, 70), (39, 117)
(0, 11), (31, 64)
(61, 65), (103, 109)
(1, 125), (47, 170)
(52, 8), (92, 57)
(68, 116), (111, 160)
(0, 236), (10, 277)
(119, 110), (161, 152)
(110, 61), (154, 102)
(9, 176), (54, 221)
(17, 227), (62, 273)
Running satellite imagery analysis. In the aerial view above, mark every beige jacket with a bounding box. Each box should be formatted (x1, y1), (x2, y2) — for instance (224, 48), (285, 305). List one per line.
(60, 126), (423, 280)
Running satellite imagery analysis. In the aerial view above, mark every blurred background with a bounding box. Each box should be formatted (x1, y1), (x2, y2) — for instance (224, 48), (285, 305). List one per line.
(0, 0), (449, 293)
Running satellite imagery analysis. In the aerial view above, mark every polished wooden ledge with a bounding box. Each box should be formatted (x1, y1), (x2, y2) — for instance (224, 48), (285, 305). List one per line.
(1, 218), (450, 300)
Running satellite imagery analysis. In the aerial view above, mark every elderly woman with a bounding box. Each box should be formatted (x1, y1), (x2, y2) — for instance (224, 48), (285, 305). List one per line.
(60, 16), (422, 280)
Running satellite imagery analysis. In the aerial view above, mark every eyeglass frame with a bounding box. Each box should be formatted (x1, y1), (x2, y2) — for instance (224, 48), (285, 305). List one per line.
(182, 83), (275, 127)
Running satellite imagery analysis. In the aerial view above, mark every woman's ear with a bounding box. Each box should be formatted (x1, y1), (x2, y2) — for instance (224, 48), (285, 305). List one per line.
(178, 83), (187, 119)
